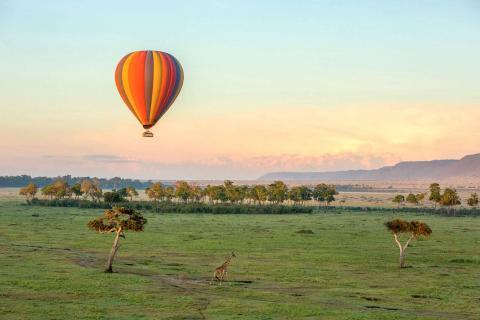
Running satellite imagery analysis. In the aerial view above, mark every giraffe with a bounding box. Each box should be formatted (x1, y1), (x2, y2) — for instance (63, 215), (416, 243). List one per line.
(211, 252), (236, 283)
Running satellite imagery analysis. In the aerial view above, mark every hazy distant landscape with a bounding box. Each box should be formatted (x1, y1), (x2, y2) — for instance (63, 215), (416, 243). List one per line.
(261, 153), (480, 183)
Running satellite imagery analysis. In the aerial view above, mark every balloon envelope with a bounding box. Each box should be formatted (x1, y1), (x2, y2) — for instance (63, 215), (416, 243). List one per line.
(115, 50), (184, 130)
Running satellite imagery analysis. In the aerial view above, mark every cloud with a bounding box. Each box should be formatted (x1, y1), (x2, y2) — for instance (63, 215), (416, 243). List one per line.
(3, 104), (480, 179)
(83, 154), (137, 163)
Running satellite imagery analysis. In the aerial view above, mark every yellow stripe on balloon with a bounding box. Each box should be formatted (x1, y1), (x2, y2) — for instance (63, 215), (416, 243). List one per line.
(149, 52), (161, 123)
(122, 53), (138, 116)
(149, 52), (163, 123)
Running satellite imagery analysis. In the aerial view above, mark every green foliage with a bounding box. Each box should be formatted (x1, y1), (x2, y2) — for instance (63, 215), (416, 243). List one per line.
(267, 181), (288, 203)
(385, 219), (432, 237)
(70, 183), (83, 198)
(249, 185), (268, 204)
(415, 193), (425, 204)
(80, 179), (102, 202)
(392, 194), (405, 207)
(103, 190), (126, 203)
(288, 186), (312, 205)
(429, 183), (442, 205)
(146, 182), (165, 201)
(206, 185), (228, 203)
(467, 193), (479, 207)
(175, 181), (193, 203)
(19, 182), (38, 201)
(406, 193), (418, 205)
(88, 207), (147, 232)
(126, 186), (138, 200)
(440, 188), (461, 207)
(313, 184), (337, 206)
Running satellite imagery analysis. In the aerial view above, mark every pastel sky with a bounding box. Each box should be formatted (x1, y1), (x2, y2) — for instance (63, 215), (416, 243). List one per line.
(1, 0), (480, 179)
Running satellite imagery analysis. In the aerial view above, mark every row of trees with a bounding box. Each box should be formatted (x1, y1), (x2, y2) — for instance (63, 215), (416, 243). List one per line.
(20, 180), (137, 203)
(392, 183), (478, 209)
(4, 175), (152, 188)
(147, 180), (337, 206)
(20, 179), (338, 206)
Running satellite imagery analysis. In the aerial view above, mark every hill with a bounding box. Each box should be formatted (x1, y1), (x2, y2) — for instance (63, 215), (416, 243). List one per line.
(259, 153), (480, 181)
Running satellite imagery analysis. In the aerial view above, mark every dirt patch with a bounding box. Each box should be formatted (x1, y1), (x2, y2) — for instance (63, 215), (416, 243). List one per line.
(295, 229), (314, 234)
(365, 305), (401, 311)
(362, 296), (381, 301)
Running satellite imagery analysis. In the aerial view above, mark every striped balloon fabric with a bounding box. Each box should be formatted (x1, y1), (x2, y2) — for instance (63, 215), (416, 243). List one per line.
(115, 50), (184, 132)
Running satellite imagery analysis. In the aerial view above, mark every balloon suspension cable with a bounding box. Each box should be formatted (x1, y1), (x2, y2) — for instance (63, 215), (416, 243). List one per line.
(142, 130), (154, 138)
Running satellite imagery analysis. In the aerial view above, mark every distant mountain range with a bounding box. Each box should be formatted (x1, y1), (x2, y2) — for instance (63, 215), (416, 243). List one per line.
(259, 153), (480, 181)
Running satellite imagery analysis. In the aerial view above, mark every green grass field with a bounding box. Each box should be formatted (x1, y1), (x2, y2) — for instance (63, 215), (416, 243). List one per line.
(1, 199), (479, 319)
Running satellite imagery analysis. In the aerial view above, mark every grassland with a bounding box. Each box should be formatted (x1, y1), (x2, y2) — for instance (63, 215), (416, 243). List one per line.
(0, 197), (479, 319)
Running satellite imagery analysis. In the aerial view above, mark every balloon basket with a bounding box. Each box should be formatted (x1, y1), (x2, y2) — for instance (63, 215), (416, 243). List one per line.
(142, 130), (154, 138)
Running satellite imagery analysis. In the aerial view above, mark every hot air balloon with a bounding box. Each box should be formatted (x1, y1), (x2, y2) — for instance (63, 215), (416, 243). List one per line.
(115, 50), (184, 137)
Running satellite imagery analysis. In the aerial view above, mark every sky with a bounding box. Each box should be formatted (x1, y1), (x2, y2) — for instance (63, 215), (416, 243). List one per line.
(1, 0), (480, 179)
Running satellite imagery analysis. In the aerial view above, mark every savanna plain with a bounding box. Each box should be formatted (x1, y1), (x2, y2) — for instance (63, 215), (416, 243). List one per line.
(0, 190), (479, 320)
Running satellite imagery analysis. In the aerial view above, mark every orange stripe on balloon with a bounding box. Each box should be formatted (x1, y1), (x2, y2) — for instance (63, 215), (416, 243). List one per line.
(128, 51), (147, 124)
(121, 53), (138, 119)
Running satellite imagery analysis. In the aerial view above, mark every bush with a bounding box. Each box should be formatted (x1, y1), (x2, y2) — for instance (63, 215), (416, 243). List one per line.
(27, 199), (480, 216)
(29, 199), (314, 214)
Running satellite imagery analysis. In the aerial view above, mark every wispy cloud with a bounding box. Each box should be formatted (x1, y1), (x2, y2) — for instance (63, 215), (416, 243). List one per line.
(83, 154), (137, 163)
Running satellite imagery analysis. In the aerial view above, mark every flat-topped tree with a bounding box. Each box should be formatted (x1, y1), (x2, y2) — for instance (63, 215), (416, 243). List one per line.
(88, 207), (147, 273)
(19, 182), (38, 202)
(146, 182), (164, 202)
(313, 183), (337, 207)
(392, 195), (405, 209)
(467, 193), (479, 208)
(440, 188), (461, 214)
(429, 183), (441, 209)
(415, 193), (425, 206)
(126, 186), (138, 201)
(406, 193), (418, 205)
(385, 219), (432, 268)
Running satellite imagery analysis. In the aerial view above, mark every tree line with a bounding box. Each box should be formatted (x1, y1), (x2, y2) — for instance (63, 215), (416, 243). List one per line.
(2, 175), (152, 189)
(392, 182), (478, 211)
(19, 179), (338, 207)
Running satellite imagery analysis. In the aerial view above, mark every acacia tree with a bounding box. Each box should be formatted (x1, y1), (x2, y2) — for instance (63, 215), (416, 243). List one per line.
(71, 183), (83, 199)
(88, 207), (147, 273)
(175, 181), (192, 203)
(190, 185), (203, 203)
(224, 180), (239, 203)
(267, 181), (288, 204)
(406, 193), (418, 206)
(51, 179), (71, 199)
(19, 182), (38, 202)
(313, 184), (337, 207)
(146, 182), (164, 202)
(126, 186), (139, 201)
(429, 183), (441, 209)
(440, 188), (461, 214)
(210, 185), (228, 203)
(415, 193), (425, 206)
(385, 219), (432, 268)
(81, 179), (102, 202)
(288, 186), (303, 205)
(41, 184), (56, 200)
(467, 193), (479, 208)
(164, 186), (175, 202)
(392, 195), (405, 209)
(249, 185), (268, 205)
